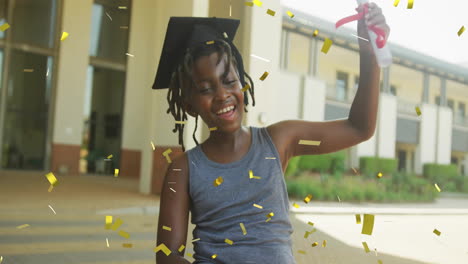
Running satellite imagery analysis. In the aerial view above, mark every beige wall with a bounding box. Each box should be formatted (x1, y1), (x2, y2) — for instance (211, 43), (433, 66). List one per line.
(391, 64), (423, 104)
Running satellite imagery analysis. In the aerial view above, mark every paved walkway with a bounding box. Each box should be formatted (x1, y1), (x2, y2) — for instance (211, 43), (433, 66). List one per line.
(1, 170), (464, 264)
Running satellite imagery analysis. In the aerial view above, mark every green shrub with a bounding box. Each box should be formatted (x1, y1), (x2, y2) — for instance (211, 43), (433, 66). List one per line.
(297, 151), (346, 174)
(285, 156), (301, 179)
(359, 157), (398, 178)
(423, 163), (458, 182)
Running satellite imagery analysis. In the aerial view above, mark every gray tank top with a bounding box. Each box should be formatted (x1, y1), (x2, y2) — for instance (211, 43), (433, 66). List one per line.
(186, 126), (296, 264)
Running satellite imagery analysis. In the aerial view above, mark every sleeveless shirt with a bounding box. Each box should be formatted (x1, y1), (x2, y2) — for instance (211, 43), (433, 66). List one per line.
(186, 127), (296, 264)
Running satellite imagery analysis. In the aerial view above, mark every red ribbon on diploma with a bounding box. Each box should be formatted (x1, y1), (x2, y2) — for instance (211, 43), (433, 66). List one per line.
(335, 3), (387, 49)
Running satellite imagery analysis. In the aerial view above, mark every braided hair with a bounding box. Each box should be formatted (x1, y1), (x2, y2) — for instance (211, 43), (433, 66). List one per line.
(166, 39), (255, 151)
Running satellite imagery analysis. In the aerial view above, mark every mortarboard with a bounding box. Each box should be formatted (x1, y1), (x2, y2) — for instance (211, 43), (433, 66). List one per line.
(152, 17), (247, 92)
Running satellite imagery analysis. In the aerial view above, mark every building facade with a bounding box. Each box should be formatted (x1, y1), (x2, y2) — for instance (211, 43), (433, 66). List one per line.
(0, 0), (466, 195)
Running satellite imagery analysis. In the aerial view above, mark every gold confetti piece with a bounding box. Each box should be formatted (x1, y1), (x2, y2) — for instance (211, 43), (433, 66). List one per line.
(211, 254), (217, 259)
(361, 214), (375, 235)
(0, 23), (10, 31)
(434, 183), (441, 192)
(206, 40), (215, 45)
(48, 185), (54, 192)
(292, 203), (300, 208)
(287, 11), (295, 18)
(107, 154), (113, 159)
(213, 176), (224, 187)
(378, 260), (383, 264)
(105, 216), (113, 229)
(458, 26), (465, 36)
(110, 218), (123, 231)
(225, 238), (233, 245)
(120, 26), (129, 29)
(313, 29), (319, 37)
(106, 238), (109, 247)
(169, 187), (176, 193)
(118, 230), (130, 239)
(45, 172), (58, 186)
(265, 157), (276, 159)
(298, 140), (321, 146)
(114, 169), (119, 177)
(337, 195), (341, 202)
(266, 212), (274, 218)
(240, 223), (247, 235)
(223, 32), (228, 38)
(122, 243), (133, 248)
(0, 256), (3, 263)
(414, 106), (422, 116)
(407, 0), (413, 9)
(61, 32), (69, 41)
(356, 214), (361, 224)
(187, 252), (193, 257)
(322, 240), (327, 247)
(241, 83), (250, 92)
(178, 245), (185, 252)
(173, 168), (181, 171)
(308, 221), (314, 226)
(259, 71), (269, 81)
(352, 167), (358, 174)
(393, 0), (400, 7)
(362, 242), (371, 253)
(17, 224), (30, 229)
(249, 170), (261, 179)
(125, 53), (134, 57)
(154, 243), (172, 256)
(433, 229), (441, 236)
(191, 238), (201, 242)
(163, 225), (172, 231)
(253, 203), (263, 209)
(304, 231), (311, 238)
(253, 0), (263, 7)
(245, 2), (253, 7)
(23, 69), (34, 72)
(209, 127), (218, 131)
(304, 194), (313, 203)
(48, 205), (57, 214)
(151, 141), (155, 150)
(175, 120), (186, 125)
(311, 242), (318, 247)
(266, 9), (276, 16)
(265, 217), (271, 222)
(163, 148), (172, 163)
(297, 250), (306, 254)
(118, 6), (127, 9)
(377, 172), (383, 178)
(321, 38), (333, 54)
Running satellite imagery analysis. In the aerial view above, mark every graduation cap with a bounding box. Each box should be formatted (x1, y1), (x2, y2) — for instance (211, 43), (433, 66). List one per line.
(152, 17), (246, 91)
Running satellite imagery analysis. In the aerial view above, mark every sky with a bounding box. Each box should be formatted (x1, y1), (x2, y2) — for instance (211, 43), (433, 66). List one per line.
(281, 0), (468, 67)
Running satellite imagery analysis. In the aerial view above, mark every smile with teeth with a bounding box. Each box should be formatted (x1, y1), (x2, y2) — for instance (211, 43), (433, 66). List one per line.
(216, 105), (235, 115)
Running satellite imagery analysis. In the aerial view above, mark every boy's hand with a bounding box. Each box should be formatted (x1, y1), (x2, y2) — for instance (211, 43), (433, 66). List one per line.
(357, 2), (390, 55)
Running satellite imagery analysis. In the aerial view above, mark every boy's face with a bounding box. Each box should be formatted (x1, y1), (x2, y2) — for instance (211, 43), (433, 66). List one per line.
(185, 52), (244, 133)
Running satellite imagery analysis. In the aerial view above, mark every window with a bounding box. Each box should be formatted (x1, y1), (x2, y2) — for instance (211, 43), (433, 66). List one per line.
(353, 75), (359, 93)
(435, 96), (440, 106)
(287, 31), (310, 74)
(448, 99), (455, 111)
(390, 85), (397, 96)
(336, 71), (349, 101)
(458, 102), (466, 117)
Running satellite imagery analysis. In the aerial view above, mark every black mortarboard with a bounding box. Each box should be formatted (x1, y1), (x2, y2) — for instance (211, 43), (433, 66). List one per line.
(152, 17), (246, 90)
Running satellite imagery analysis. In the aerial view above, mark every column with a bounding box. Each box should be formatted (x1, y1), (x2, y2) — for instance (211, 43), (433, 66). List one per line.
(382, 67), (390, 93)
(376, 93), (397, 158)
(422, 72), (429, 103)
(440, 77), (447, 106)
(436, 106), (453, 164)
(414, 104), (437, 174)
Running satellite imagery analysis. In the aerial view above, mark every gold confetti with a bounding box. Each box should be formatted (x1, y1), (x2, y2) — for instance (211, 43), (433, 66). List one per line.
(378, 260), (383, 264)
(209, 127), (218, 131)
(16, 224), (30, 229)
(154, 243), (172, 256)
(225, 238), (234, 245)
(287, 11), (295, 18)
(322, 240), (327, 247)
(151, 141), (155, 150)
(407, 0), (414, 9)
(313, 29), (319, 37)
(175, 120), (186, 124)
(0, 23), (10, 32)
(259, 71), (269, 81)
(362, 214), (375, 235)
(434, 183), (441, 192)
(163, 148), (172, 163)
(110, 218), (123, 231)
(321, 38), (333, 54)
(114, 169), (119, 177)
(206, 40), (215, 45)
(191, 238), (201, 242)
(120, 26), (129, 29)
(0, 256), (3, 263)
(105, 216), (113, 229)
(267, 212), (274, 218)
(245, 2), (253, 7)
(304, 194), (313, 203)
(297, 250), (306, 254)
(118, 230), (130, 239)
(223, 32), (228, 38)
(265, 157), (276, 159)
(187, 252), (193, 257)
(311, 242), (318, 247)
(377, 172), (383, 178)
(458, 26), (465, 36)
(107, 154), (113, 159)
(304, 231), (311, 238)
(122, 243), (133, 248)
(23, 69), (34, 72)
(393, 0), (400, 7)
(240, 223), (247, 235)
(118, 6), (127, 9)
(265, 217), (272, 222)
(45, 172), (58, 186)
(355, 214), (361, 224)
(125, 53), (134, 57)
(178, 245), (185, 252)
(163, 225), (172, 231)
(106, 238), (109, 247)
(48, 185), (54, 192)
(352, 167), (358, 174)
(253, 0), (263, 7)
(253, 203), (263, 209)
(308, 222), (314, 226)
(61, 32), (69, 41)
(213, 176), (224, 187)
(362, 242), (371, 253)
(211, 254), (217, 259)
(415, 106), (422, 116)
(266, 9), (276, 16)
(298, 140), (321, 146)
(169, 187), (176, 193)
(292, 203), (300, 208)
(241, 83), (250, 92)
(48, 205), (56, 214)
(433, 229), (441, 236)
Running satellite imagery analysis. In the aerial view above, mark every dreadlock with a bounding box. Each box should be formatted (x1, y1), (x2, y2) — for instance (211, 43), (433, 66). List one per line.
(166, 39), (255, 152)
